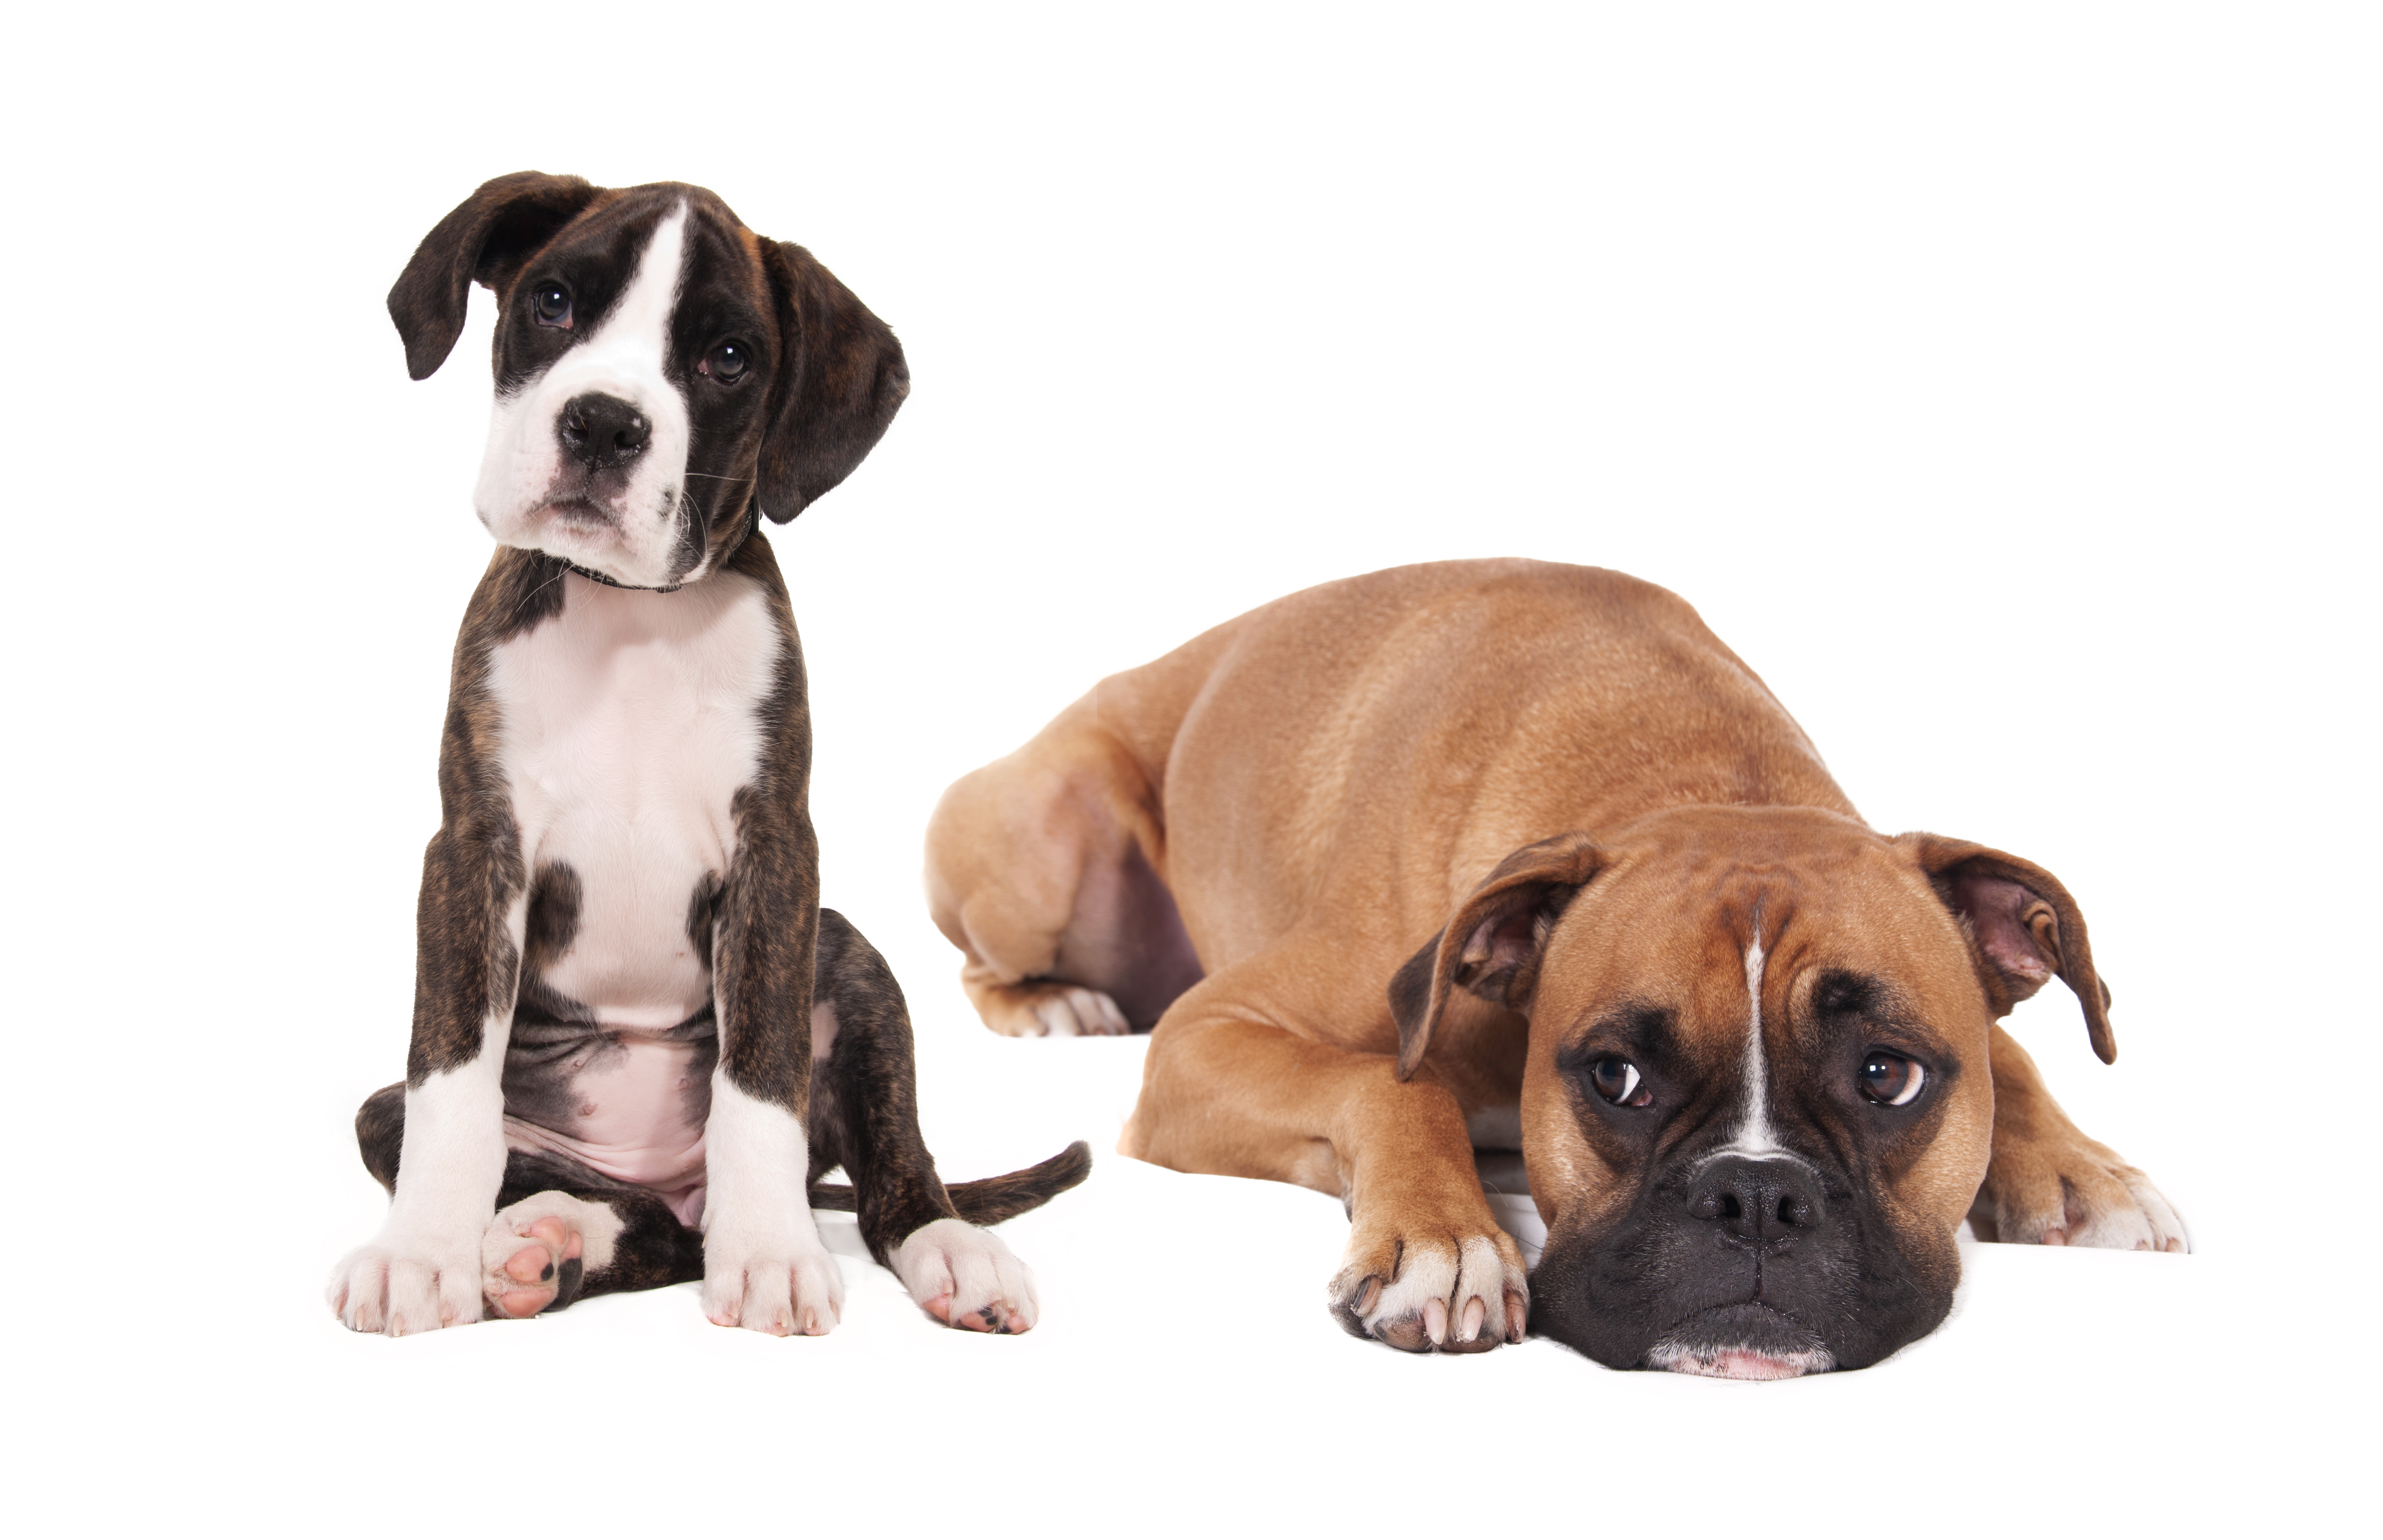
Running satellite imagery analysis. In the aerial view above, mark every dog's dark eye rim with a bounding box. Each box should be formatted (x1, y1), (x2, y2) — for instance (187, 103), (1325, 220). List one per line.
(1586, 1055), (1652, 1109)
(702, 339), (753, 382)
(531, 282), (573, 327)
(1858, 1048), (1928, 1108)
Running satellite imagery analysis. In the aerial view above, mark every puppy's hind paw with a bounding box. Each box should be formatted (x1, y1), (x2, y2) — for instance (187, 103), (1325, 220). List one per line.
(892, 1218), (1041, 1333)
(479, 1190), (624, 1318)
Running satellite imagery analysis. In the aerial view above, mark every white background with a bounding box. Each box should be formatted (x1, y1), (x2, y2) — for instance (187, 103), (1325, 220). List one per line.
(3, 4), (2372, 1533)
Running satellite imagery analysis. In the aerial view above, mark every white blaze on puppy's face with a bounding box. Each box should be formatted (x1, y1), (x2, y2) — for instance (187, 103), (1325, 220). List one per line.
(474, 204), (696, 589)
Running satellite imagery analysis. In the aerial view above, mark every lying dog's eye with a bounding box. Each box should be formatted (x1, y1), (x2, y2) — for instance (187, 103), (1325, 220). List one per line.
(703, 341), (750, 382)
(1589, 1056), (1651, 1108)
(1859, 1051), (1927, 1107)
(533, 284), (573, 327)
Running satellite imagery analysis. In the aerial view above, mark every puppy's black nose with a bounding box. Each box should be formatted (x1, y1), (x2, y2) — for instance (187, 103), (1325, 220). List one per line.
(1688, 1156), (1826, 1246)
(558, 393), (650, 470)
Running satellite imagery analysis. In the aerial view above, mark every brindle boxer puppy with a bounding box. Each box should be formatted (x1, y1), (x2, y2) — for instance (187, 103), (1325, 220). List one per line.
(328, 173), (1086, 1338)
(925, 560), (2182, 1375)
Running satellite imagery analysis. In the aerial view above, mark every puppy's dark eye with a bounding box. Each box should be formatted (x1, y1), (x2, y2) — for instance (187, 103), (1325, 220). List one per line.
(703, 341), (750, 382)
(1859, 1051), (1927, 1107)
(1589, 1056), (1651, 1108)
(532, 284), (573, 327)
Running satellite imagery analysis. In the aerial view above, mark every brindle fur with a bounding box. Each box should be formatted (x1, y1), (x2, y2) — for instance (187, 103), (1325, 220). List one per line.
(357, 909), (1092, 1310)
(355, 174), (1084, 1326)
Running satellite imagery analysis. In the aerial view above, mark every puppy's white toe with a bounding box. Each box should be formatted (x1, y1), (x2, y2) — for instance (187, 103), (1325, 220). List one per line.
(327, 1231), (482, 1336)
(892, 1217), (1040, 1333)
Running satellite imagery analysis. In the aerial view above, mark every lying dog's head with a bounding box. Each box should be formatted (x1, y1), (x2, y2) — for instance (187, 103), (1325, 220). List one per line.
(1390, 805), (2112, 1378)
(389, 172), (908, 588)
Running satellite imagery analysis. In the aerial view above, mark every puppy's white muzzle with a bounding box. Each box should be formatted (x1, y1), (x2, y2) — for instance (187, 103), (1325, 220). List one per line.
(474, 206), (694, 589)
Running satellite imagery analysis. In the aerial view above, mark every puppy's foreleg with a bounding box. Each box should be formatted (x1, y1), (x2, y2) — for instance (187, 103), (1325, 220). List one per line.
(700, 808), (842, 1336)
(329, 867), (528, 1335)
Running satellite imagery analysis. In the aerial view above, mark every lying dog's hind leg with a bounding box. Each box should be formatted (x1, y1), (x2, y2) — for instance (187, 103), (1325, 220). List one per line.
(804, 910), (1086, 1332)
(1970, 1028), (2189, 1253)
(924, 715), (1202, 1036)
(354, 1087), (705, 1317)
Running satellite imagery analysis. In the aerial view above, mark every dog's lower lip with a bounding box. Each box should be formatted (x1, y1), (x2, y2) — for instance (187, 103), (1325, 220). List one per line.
(1644, 1303), (1834, 1380)
(543, 496), (611, 525)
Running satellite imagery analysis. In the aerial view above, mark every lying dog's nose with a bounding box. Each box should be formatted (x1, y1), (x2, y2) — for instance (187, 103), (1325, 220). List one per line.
(1688, 1156), (1826, 1246)
(558, 393), (651, 470)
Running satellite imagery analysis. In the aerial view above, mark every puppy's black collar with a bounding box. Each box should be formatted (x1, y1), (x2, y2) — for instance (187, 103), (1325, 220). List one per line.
(561, 560), (682, 594)
(558, 505), (762, 594)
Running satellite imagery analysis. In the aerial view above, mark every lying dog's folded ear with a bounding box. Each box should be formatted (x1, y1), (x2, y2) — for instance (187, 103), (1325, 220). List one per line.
(1388, 833), (1608, 1081)
(1902, 833), (2116, 1064)
(755, 240), (910, 524)
(388, 172), (603, 381)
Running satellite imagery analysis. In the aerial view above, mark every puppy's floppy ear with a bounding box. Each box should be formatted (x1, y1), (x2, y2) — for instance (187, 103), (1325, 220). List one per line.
(1387, 833), (1607, 1081)
(1902, 833), (2116, 1064)
(755, 240), (910, 524)
(388, 172), (602, 381)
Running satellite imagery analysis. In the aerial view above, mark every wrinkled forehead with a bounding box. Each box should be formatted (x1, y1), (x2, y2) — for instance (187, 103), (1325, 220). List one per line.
(1534, 818), (1979, 1048)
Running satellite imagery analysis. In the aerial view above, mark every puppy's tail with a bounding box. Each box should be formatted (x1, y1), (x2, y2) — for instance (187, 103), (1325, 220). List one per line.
(808, 1140), (1094, 1226)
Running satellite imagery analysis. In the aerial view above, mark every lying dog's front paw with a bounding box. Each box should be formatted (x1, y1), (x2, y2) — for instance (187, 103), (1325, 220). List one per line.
(1328, 1224), (1529, 1353)
(327, 1229), (484, 1336)
(702, 1232), (845, 1336)
(1976, 1136), (2189, 1253)
(891, 1218), (1041, 1333)
(979, 981), (1131, 1038)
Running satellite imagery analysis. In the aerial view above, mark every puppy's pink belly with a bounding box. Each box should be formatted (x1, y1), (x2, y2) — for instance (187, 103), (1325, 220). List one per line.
(505, 1031), (711, 1226)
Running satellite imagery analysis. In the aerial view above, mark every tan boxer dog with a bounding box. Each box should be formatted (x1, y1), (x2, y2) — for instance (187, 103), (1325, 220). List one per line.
(924, 559), (2185, 1376)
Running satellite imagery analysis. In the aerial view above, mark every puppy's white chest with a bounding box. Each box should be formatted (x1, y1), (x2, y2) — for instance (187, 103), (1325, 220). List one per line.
(490, 572), (779, 1025)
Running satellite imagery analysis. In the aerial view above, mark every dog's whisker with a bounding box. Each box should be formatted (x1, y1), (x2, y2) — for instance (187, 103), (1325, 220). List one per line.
(507, 560), (571, 625)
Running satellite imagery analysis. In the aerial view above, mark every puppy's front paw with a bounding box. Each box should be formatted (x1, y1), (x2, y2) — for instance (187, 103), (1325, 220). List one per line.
(327, 1229), (484, 1335)
(977, 980), (1130, 1038)
(702, 1230), (844, 1336)
(891, 1218), (1040, 1333)
(1976, 1135), (2189, 1253)
(1328, 1221), (1529, 1353)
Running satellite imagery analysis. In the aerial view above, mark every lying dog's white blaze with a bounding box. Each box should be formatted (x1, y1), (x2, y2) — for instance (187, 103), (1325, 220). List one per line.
(1645, 930), (1838, 1378)
(475, 204), (696, 589)
(1723, 934), (1783, 1157)
(700, 1073), (842, 1335)
(327, 981), (520, 1333)
(488, 571), (778, 1224)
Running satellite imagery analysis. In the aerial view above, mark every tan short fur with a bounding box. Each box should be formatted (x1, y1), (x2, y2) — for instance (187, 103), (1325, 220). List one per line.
(926, 560), (2182, 1370)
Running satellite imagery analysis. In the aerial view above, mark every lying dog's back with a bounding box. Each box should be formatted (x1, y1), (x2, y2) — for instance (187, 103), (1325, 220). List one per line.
(1132, 559), (1853, 969)
(930, 558), (1852, 1030)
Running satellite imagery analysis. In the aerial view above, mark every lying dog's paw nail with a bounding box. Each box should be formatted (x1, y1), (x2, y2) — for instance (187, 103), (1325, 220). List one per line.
(1460, 1296), (1485, 1343)
(1353, 1276), (1382, 1316)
